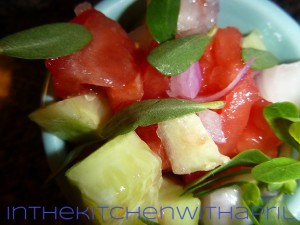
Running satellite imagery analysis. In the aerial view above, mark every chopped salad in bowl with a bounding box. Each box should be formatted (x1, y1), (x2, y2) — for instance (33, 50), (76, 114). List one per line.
(2, 0), (300, 224)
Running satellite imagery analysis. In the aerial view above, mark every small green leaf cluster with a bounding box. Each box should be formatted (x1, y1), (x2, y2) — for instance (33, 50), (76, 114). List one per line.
(182, 148), (300, 224)
(264, 102), (300, 151)
(259, 194), (299, 225)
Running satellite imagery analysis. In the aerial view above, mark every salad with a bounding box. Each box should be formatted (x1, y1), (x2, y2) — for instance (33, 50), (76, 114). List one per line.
(1, 0), (300, 224)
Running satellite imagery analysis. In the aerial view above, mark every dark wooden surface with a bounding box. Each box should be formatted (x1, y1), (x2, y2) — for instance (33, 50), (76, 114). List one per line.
(0, 1), (299, 224)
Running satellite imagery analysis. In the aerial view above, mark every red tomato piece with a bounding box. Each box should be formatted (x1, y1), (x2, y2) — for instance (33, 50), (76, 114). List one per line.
(217, 73), (260, 157)
(136, 125), (171, 171)
(45, 9), (139, 98)
(106, 75), (144, 113)
(199, 27), (244, 95)
(248, 98), (277, 134)
(141, 62), (170, 100)
(236, 99), (281, 158)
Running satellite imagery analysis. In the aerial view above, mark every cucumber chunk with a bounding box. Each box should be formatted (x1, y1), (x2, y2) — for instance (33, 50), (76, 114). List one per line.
(29, 94), (110, 143)
(242, 30), (267, 50)
(66, 131), (162, 225)
(158, 178), (200, 225)
(157, 114), (229, 174)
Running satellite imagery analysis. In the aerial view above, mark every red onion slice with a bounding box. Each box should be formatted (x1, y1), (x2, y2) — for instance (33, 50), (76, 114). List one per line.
(198, 109), (226, 143)
(195, 58), (255, 102)
(167, 62), (202, 99)
(177, 0), (219, 37)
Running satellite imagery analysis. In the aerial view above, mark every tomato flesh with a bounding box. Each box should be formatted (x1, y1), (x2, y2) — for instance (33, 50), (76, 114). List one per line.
(141, 62), (170, 100)
(236, 99), (281, 158)
(45, 9), (139, 99)
(136, 125), (171, 171)
(106, 75), (144, 113)
(217, 73), (260, 157)
(199, 27), (244, 95)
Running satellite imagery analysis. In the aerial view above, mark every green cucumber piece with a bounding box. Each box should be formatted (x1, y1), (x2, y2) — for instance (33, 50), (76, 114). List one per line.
(158, 178), (200, 225)
(66, 131), (162, 225)
(29, 94), (110, 143)
(242, 30), (267, 51)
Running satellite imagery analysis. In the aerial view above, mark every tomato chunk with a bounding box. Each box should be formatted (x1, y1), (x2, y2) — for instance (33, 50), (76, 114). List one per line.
(45, 9), (139, 98)
(236, 99), (281, 158)
(217, 73), (260, 157)
(106, 75), (144, 113)
(199, 27), (244, 95)
(141, 62), (170, 100)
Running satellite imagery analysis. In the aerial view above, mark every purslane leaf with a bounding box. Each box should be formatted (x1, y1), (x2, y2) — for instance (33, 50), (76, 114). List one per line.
(147, 34), (211, 76)
(0, 23), (92, 59)
(259, 194), (299, 225)
(100, 99), (224, 140)
(241, 182), (264, 210)
(289, 122), (300, 144)
(267, 180), (297, 195)
(252, 157), (300, 183)
(146, 0), (180, 43)
(140, 217), (161, 225)
(264, 102), (300, 151)
(241, 199), (261, 225)
(191, 169), (251, 192)
(183, 149), (270, 195)
(242, 48), (279, 70)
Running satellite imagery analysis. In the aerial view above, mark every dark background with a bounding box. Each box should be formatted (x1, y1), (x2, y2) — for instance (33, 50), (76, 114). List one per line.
(0, 0), (299, 224)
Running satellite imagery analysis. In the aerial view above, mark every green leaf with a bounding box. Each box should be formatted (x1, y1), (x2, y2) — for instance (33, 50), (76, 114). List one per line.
(268, 182), (285, 193)
(183, 149), (270, 195)
(242, 48), (279, 70)
(267, 180), (297, 195)
(0, 23), (92, 59)
(146, 0), (180, 43)
(289, 122), (300, 144)
(282, 180), (298, 195)
(241, 183), (264, 210)
(140, 217), (161, 225)
(191, 169), (251, 191)
(241, 199), (261, 225)
(264, 102), (300, 150)
(259, 194), (299, 225)
(147, 34), (211, 76)
(239, 182), (263, 225)
(252, 157), (300, 183)
(100, 98), (224, 140)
